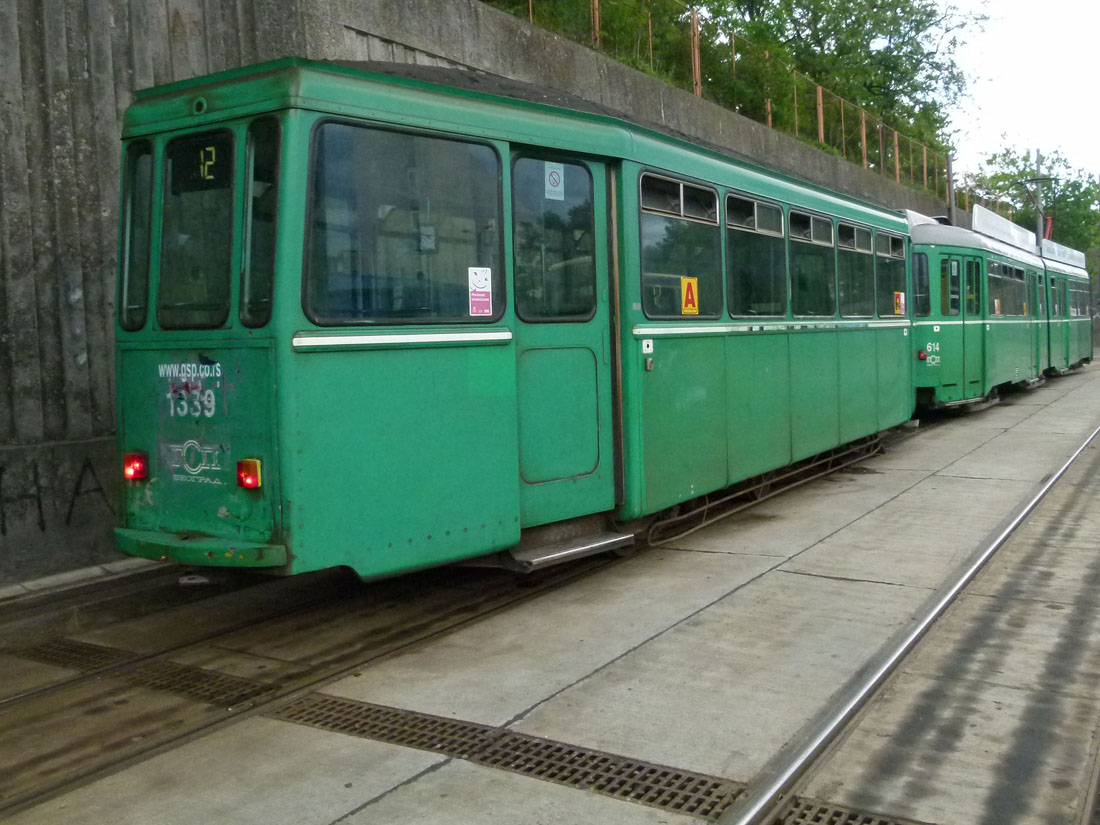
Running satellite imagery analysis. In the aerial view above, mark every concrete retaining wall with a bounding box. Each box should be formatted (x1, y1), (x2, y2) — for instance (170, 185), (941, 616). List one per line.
(0, 0), (952, 582)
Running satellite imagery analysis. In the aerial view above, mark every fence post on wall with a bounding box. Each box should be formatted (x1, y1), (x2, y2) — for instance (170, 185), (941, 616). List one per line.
(893, 131), (900, 182)
(731, 33), (735, 77)
(528, 0), (533, 23)
(923, 146), (928, 189)
(649, 12), (654, 70)
(878, 123), (884, 175)
(909, 142), (914, 183)
(691, 9), (701, 97)
(793, 73), (799, 137)
(840, 101), (845, 158)
(591, 0), (600, 47)
(816, 85), (824, 143)
(860, 109), (867, 168)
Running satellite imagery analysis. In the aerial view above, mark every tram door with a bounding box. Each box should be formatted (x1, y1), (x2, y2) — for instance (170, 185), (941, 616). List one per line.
(963, 257), (984, 397)
(510, 154), (616, 527)
(1031, 272), (1046, 375)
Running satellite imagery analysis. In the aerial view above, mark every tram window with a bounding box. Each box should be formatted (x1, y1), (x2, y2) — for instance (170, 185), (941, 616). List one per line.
(727, 196), (786, 317)
(241, 118), (280, 328)
(1037, 276), (1046, 316)
(790, 211), (835, 316)
(837, 224), (874, 317)
(512, 158), (596, 321)
(120, 140), (153, 331)
(913, 252), (930, 317)
(940, 258), (960, 316)
(965, 260), (980, 316)
(875, 232), (906, 317)
(305, 122), (502, 324)
(1051, 280), (1062, 316)
(640, 174), (721, 319)
(159, 130), (234, 329)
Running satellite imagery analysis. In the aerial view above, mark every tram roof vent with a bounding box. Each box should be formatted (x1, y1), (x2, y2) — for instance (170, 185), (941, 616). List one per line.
(904, 209), (938, 229)
(1040, 238), (1087, 269)
(971, 204), (1038, 253)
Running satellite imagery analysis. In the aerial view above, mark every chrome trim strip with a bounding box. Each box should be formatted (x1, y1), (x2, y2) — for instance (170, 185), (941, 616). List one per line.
(292, 330), (513, 348)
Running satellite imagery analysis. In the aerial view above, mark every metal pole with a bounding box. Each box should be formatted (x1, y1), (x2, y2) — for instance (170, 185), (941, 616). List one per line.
(718, 422), (1100, 825)
(947, 155), (956, 223)
(793, 73), (798, 137)
(893, 130), (900, 182)
(691, 9), (701, 97)
(816, 85), (824, 143)
(591, 0), (600, 47)
(1035, 149), (1045, 242)
(860, 109), (867, 168)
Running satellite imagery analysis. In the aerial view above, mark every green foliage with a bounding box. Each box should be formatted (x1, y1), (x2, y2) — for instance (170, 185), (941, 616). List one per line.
(967, 148), (1100, 257)
(484, 0), (982, 158)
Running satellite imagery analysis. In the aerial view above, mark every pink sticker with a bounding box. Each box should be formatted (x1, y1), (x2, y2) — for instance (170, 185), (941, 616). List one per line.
(468, 267), (492, 316)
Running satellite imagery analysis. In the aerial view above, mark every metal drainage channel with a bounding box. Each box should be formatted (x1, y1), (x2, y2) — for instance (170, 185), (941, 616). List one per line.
(777, 799), (926, 825)
(274, 692), (743, 820)
(16, 637), (274, 707)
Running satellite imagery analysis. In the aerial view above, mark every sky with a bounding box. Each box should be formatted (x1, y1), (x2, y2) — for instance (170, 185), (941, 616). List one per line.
(946, 0), (1100, 179)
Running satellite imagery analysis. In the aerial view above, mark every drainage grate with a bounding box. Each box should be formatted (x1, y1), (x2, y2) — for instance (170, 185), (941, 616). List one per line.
(781, 798), (932, 825)
(277, 692), (494, 758)
(273, 693), (743, 820)
(126, 660), (274, 707)
(17, 638), (136, 671)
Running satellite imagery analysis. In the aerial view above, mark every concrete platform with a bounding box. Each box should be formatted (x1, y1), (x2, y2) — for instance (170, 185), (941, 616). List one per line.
(9, 365), (1100, 825)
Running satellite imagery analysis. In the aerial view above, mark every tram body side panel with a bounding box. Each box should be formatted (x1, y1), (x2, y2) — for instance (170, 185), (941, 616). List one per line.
(875, 325), (913, 429)
(278, 339), (521, 577)
(726, 330), (792, 484)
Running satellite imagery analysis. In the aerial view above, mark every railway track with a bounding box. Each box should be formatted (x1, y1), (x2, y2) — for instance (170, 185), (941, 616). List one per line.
(0, 557), (617, 816)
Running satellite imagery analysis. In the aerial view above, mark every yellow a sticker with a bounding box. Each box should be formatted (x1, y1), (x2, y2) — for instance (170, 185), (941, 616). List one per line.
(680, 276), (699, 315)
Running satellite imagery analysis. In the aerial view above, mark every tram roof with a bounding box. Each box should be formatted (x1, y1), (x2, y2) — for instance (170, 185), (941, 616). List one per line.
(124, 57), (907, 233)
(909, 220), (1044, 269)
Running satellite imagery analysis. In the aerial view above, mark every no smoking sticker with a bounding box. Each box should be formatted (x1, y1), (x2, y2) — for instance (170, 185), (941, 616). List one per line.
(544, 162), (565, 201)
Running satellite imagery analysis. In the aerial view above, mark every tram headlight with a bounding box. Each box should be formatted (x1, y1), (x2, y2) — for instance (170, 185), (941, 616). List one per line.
(123, 452), (148, 480)
(237, 458), (262, 489)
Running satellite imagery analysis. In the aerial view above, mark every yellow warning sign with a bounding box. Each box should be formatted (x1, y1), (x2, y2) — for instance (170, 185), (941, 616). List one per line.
(680, 277), (699, 315)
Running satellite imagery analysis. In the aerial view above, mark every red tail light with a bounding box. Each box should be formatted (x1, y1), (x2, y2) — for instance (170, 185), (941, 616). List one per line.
(917, 350), (928, 361)
(123, 452), (148, 480)
(237, 459), (262, 489)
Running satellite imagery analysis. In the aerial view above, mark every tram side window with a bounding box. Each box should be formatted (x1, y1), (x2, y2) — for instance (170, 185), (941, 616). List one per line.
(241, 118), (280, 328)
(727, 195), (786, 317)
(512, 158), (595, 321)
(640, 174), (721, 319)
(965, 260), (980, 316)
(1051, 280), (1062, 317)
(913, 252), (930, 317)
(939, 258), (960, 316)
(837, 224), (874, 317)
(120, 140), (153, 331)
(159, 130), (234, 329)
(305, 122), (502, 324)
(790, 211), (835, 316)
(875, 233), (907, 317)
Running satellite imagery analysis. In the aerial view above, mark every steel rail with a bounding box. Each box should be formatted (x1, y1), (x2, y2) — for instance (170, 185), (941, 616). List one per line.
(719, 419), (1100, 825)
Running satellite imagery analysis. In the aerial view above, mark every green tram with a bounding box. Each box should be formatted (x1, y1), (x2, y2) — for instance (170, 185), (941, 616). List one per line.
(115, 57), (916, 578)
(909, 206), (1091, 408)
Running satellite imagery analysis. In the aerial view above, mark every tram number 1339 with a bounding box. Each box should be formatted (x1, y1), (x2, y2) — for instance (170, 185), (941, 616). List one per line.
(166, 387), (217, 418)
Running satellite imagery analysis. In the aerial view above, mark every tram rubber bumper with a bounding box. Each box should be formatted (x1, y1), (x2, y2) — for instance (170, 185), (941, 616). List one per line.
(115, 528), (287, 568)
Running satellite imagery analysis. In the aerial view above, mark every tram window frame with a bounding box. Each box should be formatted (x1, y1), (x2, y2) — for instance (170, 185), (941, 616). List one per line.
(638, 172), (722, 320)
(240, 117), (281, 328)
(302, 119), (505, 326)
(119, 140), (153, 331)
(913, 252), (931, 317)
(512, 156), (597, 323)
(940, 257), (961, 316)
(965, 259), (981, 316)
(875, 231), (907, 318)
(158, 129), (235, 330)
(726, 193), (787, 318)
(837, 223), (874, 317)
(789, 210), (836, 317)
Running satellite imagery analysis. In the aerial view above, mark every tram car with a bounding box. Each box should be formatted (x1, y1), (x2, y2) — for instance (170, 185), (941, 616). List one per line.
(113, 58), (1083, 580)
(908, 206), (1091, 408)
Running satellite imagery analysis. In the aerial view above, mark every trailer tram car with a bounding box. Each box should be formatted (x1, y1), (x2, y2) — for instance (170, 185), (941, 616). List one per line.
(908, 206), (1091, 409)
(116, 57), (930, 578)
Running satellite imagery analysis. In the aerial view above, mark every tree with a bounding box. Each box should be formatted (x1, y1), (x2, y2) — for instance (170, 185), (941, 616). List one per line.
(966, 148), (1100, 256)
